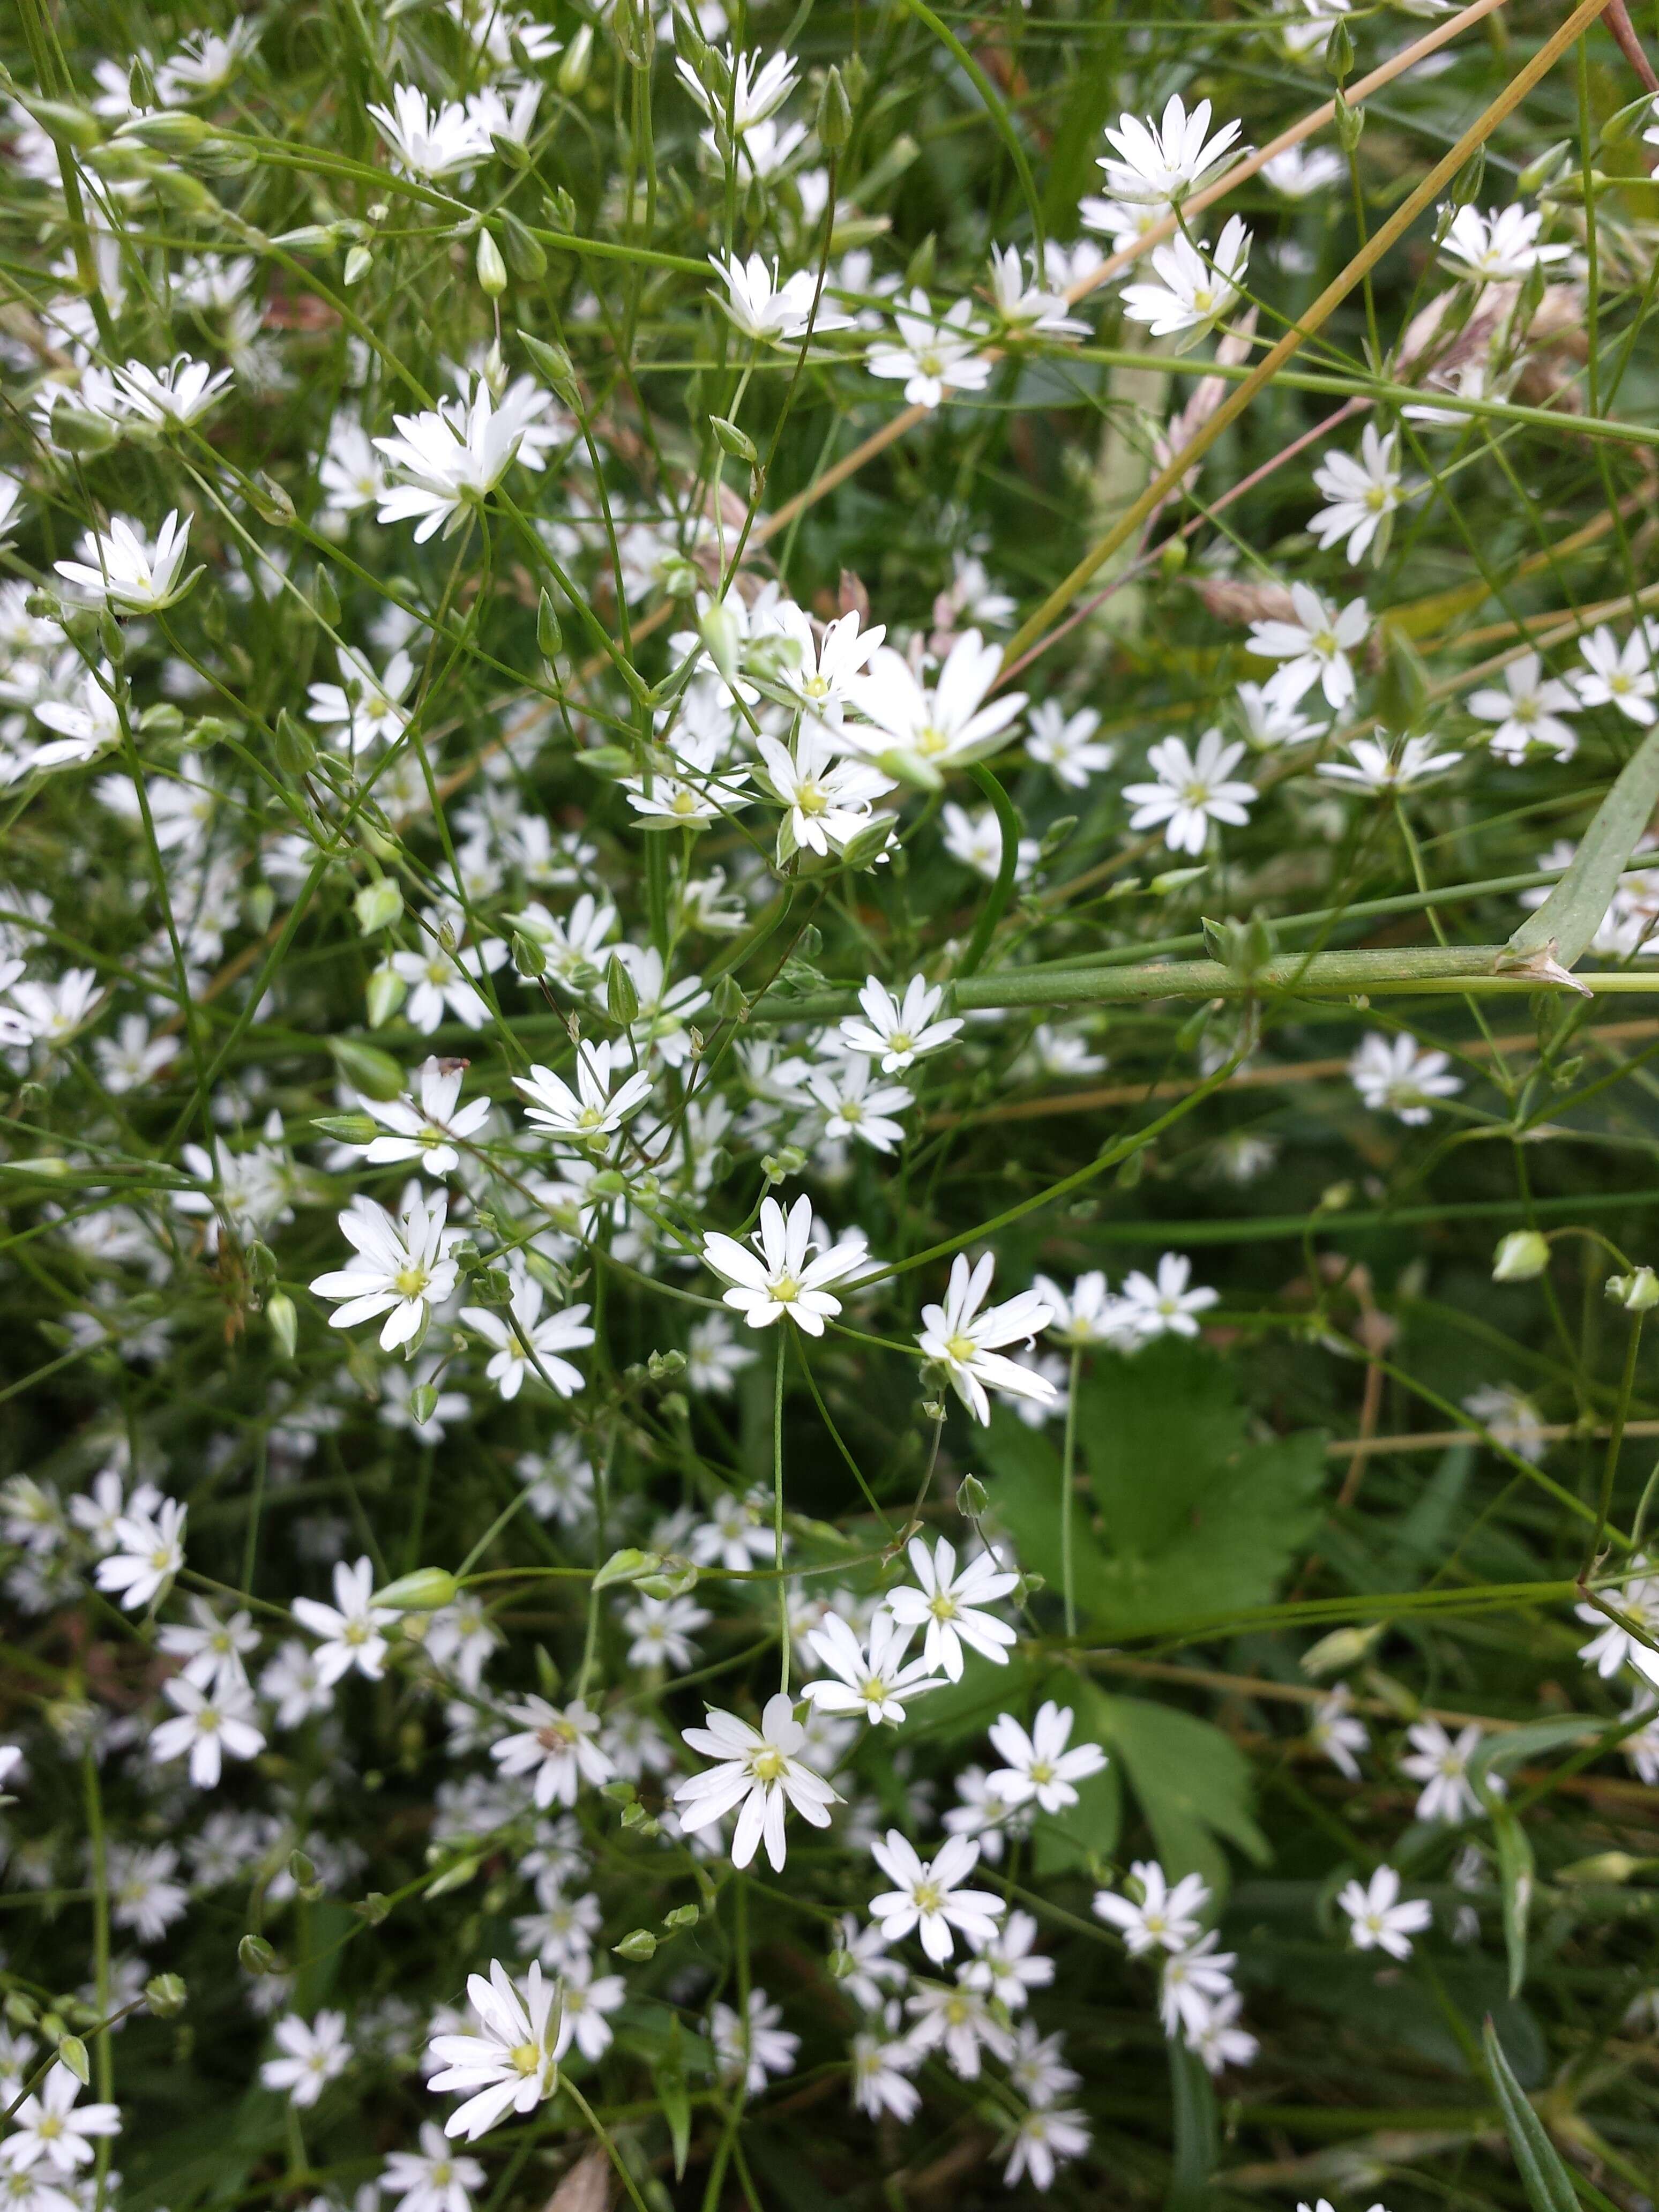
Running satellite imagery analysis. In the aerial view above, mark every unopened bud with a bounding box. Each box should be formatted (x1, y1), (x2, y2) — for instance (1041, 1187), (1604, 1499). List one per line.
(266, 1292), (298, 1363)
(1299, 1621), (1385, 1679)
(614, 1929), (657, 1961)
(957, 1473), (989, 1519)
(606, 953), (640, 1026)
(145, 1974), (187, 2019)
(343, 244), (373, 287)
(354, 878), (404, 936)
(372, 1566), (459, 1612)
(328, 1036), (406, 1100)
(1609, 1266), (1659, 1312)
(699, 596), (741, 682)
(816, 64), (853, 151)
(238, 1934), (280, 1976)
(366, 963), (407, 1028)
(476, 227), (508, 297)
(1492, 1230), (1550, 1282)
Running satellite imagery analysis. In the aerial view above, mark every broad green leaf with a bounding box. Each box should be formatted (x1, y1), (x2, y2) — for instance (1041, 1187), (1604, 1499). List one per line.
(1507, 720), (1659, 969)
(1484, 2016), (1580, 2212)
(983, 1340), (1327, 1636)
(1100, 1693), (1269, 1898)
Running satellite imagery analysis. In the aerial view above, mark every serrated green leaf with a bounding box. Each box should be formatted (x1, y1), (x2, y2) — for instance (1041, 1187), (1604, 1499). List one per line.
(983, 1340), (1326, 1636)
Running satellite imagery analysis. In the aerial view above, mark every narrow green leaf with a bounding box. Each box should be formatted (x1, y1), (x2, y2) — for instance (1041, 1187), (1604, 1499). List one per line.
(1506, 722), (1659, 969)
(1484, 2016), (1579, 2212)
(1165, 2036), (1217, 2212)
(1490, 1796), (1535, 1999)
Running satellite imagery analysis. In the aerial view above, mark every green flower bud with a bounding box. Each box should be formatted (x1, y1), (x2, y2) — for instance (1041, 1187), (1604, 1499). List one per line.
(1492, 1230), (1550, 1282)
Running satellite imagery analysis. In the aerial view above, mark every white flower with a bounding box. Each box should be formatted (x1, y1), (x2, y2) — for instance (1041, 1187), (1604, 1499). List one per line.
(459, 1278), (594, 1400)
(1093, 1861), (1209, 1954)
(1575, 625), (1656, 726)
(622, 1593), (711, 1670)
(850, 2020), (923, 2121)
(1160, 1931), (1237, 2038)
(839, 976), (962, 1074)
(1026, 700), (1115, 788)
(1260, 145), (1345, 197)
(559, 1960), (626, 2062)
(1003, 2104), (1091, 2192)
(0, 2065), (119, 2174)
(1309, 1685), (1370, 1780)
(802, 1610), (941, 1725)
(1247, 585), (1371, 712)
(754, 724), (892, 857)
(672, 1692), (840, 1869)
(346, 1059), (490, 1176)
(513, 1041), (654, 1146)
(960, 1909), (1055, 2012)
(1336, 1864), (1432, 1960)
(1034, 1270), (1134, 1348)
(307, 646), (415, 754)
(806, 1055), (913, 1153)
(29, 671), (122, 773)
(1399, 1717), (1500, 1824)
(260, 1639), (334, 1728)
(310, 1190), (462, 1352)
(1348, 1032), (1462, 1125)
(762, 602), (886, 728)
(157, 1596), (259, 1694)
(940, 798), (1041, 881)
(985, 246), (1087, 339)
(846, 629), (1025, 776)
(380, 2121), (485, 2212)
(701, 1191), (868, 1334)
(903, 1982), (1013, 2078)
(866, 292), (993, 409)
(711, 252), (850, 344)
(1309, 426), (1411, 564)
(427, 1960), (572, 2140)
(149, 1673), (265, 1787)
(112, 354), (234, 428)
(367, 84), (491, 176)
(108, 1842), (188, 1940)
(292, 1556), (399, 1684)
(677, 45), (798, 133)
(391, 924), (507, 1032)
(1190, 1989), (1259, 2074)
(1120, 216), (1251, 351)
(1576, 1568), (1659, 1680)
(491, 1697), (614, 1807)
(374, 384), (541, 542)
(1439, 203), (1571, 282)
(1099, 94), (1243, 208)
(55, 511), (193, 611)
(868, 1830), (1004, 1963)
(1317, 733), (1463, 795)
(1467, 653), (1579, 762)
(917, 1252), (1056, 1424)
(708, 1988), (799, 2093)
(94, 1497), (186, 1610)
(985, 1701), (1107, 1813)
(883, 1535), (1019, 1681)
(1236, 679), (1327, 751)
(260, 2012), (351, 2107)
(1123, 728), (1257, 854)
